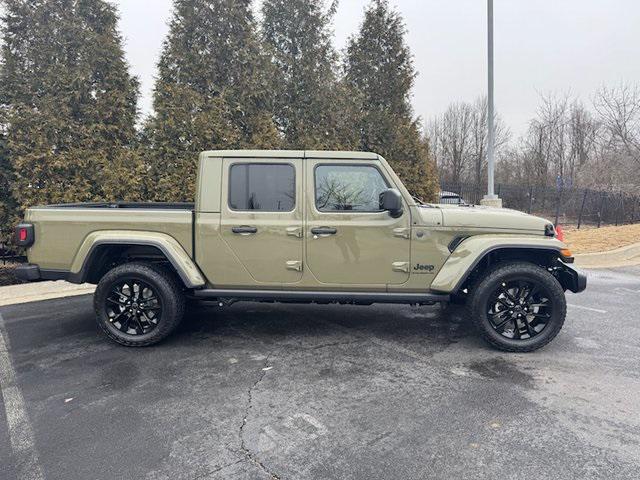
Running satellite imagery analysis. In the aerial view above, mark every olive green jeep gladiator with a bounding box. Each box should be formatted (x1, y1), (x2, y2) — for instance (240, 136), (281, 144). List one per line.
(15, 150), (586, 351)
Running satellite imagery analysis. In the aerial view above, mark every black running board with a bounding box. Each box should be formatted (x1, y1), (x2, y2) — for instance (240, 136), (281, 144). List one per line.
(192, 289), (450, 305)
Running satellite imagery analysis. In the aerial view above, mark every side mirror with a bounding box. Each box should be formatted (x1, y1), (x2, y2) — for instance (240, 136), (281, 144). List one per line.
(380, 188), (404, 218)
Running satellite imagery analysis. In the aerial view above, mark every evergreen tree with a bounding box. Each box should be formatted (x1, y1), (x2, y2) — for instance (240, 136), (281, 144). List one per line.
(75, 0), (144, 201)
(145, 0), (280, 201)
(0, 0), (142, 213)
(345, 0), (438, 201)
(262, 0), (355, 149)
(0, 134), (17, 247)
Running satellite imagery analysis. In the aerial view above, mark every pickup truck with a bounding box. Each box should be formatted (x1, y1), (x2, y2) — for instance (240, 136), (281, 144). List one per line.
(15, 150), (586, 351)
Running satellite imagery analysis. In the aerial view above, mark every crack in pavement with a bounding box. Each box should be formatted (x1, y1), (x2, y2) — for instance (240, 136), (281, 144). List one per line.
(238, 351), (280, 480)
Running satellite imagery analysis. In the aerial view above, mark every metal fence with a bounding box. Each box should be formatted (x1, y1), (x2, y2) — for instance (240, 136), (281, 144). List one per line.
(0, 252), (24, 264)
(440, 182), (640, 228)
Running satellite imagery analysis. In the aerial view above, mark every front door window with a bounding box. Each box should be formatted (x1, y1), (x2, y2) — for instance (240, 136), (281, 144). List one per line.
(315, 165), (388, 212)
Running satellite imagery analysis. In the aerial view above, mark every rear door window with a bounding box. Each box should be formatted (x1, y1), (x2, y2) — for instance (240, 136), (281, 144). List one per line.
(229, 163), (295, 212)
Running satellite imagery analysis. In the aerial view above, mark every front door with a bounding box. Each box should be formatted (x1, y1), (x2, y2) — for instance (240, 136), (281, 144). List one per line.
(220, 158), (303, 285)
(305, 160), (411, 286)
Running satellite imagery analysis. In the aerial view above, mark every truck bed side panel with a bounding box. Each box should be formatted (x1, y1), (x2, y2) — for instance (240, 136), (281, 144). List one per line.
(24, 208), (193, 271)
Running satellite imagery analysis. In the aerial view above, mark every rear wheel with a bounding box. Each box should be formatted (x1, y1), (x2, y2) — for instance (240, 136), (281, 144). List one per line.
(94, 262), (185, 347)
(468, 262), (566, 352)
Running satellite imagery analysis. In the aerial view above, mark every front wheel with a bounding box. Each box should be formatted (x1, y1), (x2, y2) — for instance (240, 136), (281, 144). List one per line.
(468, 262), (567, 352)
(94, 262), (185, 347)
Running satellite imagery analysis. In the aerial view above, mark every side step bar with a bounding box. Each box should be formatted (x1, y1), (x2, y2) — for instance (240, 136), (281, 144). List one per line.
(192, 289), (450, 304)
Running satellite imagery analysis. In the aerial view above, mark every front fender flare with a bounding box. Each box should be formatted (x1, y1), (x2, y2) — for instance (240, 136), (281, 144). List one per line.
(69, 231), (206, 288)
(430, 235), (567, 293)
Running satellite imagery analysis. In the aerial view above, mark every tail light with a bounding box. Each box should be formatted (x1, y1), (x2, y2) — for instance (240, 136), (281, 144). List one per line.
(15, 223), (35, 247)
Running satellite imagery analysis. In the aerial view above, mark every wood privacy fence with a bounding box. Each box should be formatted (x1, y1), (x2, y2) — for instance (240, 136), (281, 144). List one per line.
(440, 182), (640, 228)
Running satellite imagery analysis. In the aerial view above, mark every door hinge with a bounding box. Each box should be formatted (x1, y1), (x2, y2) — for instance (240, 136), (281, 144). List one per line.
(286, 260), (303, 272)
(393, 227), (410, 239)
(286, 226), (303, 238)
(392, 261), (410, 273)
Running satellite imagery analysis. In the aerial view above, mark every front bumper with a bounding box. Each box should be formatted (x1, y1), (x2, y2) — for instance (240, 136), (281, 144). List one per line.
(558, 264), (587, 293)
(575, 271), (587, 293)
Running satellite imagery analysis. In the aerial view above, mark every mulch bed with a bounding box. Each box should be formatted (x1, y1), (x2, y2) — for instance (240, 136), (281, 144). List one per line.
(564, 223), (640, 254)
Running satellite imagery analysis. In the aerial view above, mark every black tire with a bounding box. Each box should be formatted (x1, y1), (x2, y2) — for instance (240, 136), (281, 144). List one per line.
(94, 262), (185, 347)
(468, 262), (566, 352)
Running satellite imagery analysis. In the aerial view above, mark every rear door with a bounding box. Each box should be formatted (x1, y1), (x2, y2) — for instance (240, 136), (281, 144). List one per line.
(220, 157), (303, 285)
(305, 160), (411, 286)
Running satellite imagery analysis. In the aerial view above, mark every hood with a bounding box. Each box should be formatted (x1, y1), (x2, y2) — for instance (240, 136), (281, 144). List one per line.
(417, 204), (553, 234)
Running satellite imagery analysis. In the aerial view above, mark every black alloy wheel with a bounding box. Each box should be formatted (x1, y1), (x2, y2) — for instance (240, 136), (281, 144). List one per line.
(468, 262), (567, 352)
(94, 262), (185, 347)
(105, 279), (162, 336)
(486, 279), (552, 340)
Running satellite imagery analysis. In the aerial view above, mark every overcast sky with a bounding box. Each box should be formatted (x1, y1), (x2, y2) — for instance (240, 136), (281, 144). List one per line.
(114, 0), (640, 138)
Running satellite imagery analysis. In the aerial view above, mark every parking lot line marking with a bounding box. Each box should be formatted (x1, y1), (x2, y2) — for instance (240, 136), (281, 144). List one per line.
(0, 313), (45, 480)
(567, 304), (607, 314)
(614, 287), (640, 294)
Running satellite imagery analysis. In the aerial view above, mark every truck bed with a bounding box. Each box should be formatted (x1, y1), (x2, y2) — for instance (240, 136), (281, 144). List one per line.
(24, 203), (195, 272)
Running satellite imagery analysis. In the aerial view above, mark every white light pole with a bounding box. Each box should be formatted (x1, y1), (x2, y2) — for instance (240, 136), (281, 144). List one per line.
(481, 0), (502, 208)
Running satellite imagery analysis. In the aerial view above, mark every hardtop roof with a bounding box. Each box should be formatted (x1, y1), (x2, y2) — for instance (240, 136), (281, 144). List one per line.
(201, 150), (380, 160)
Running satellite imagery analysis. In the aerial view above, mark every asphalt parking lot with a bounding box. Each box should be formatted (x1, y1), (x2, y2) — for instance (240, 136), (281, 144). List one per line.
(1, 266), (639, 480)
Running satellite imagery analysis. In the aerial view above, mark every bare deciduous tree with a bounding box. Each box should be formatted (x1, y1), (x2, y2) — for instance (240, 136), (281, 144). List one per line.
(425, 84), (640, 194)
(428, 97), (509, 184)
(428, 102), (473, 183)
(568, 102), (599, 185)
(594, 83), (640, 166)
(498, 93), (600, 188)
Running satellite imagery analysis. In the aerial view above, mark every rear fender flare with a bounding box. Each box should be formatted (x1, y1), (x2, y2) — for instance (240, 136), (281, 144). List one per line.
(69, 231), (206, 288)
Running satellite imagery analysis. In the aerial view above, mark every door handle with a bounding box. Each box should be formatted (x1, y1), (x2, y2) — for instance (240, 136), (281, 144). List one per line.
(232, 226), (258, 235)
(311, 227), (337, 235)
(286, 226), (303, 238)
(393, 227), (410, 239)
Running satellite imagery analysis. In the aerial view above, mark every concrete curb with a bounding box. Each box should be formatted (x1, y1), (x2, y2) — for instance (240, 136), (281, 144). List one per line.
(574, 242), (640, 269)
(0, 281), (95, 307)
